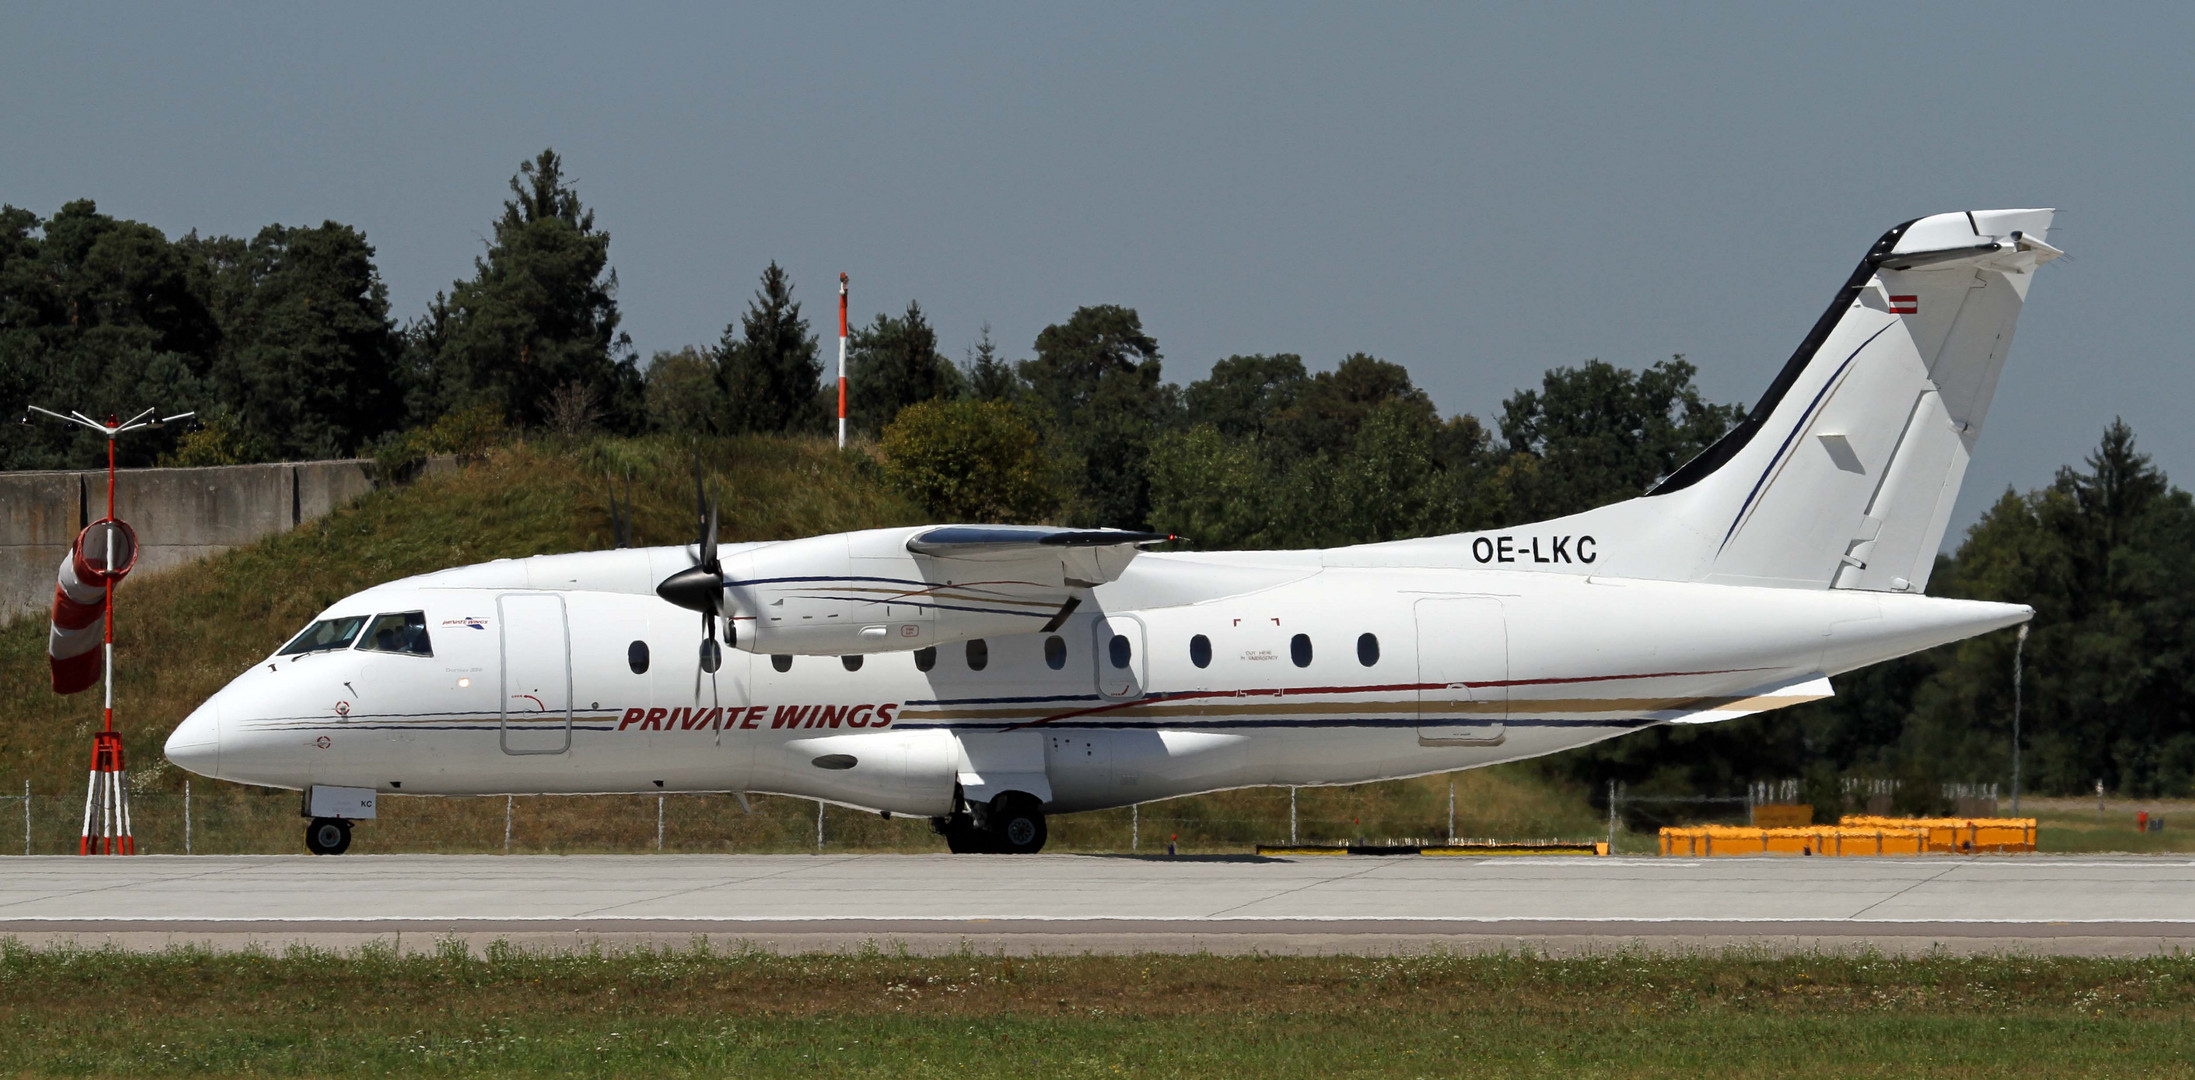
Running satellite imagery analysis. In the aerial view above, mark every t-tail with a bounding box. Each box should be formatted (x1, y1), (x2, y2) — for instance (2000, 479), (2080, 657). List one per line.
(1358, 208), (2062, 593)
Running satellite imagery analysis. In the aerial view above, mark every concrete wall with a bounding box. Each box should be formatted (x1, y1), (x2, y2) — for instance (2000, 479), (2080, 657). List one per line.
(0, 460), (376, 626)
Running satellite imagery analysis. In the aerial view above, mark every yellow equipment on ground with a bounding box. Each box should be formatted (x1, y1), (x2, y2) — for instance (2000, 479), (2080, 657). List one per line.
(1659, 817), (2036, 856)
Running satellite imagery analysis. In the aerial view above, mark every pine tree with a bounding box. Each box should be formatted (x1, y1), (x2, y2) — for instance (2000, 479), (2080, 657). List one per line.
(716, 262), (822, 434)
(963, 323), (1018, 402)
(846, 300), (962, 435)
(414, 149), (640, 431)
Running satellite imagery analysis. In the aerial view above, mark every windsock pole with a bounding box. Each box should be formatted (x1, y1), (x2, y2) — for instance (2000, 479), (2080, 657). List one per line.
(837, 273), (849, 449)
(27, 404), (190, 855)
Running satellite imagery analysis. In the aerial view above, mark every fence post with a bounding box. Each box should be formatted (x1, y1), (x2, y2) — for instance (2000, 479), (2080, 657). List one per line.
(184, 780), (191, 856)
(816, 799), (824, 851)
(1606, 779), (1618, 851)
(504, 794), (513, 854)
(22, 781), (28, 856)
(1289, 787), (1297, 844)
(656, 795), (665, 852)
(1446, 780), (1455, 842)
(1132, 803), (1139, 852)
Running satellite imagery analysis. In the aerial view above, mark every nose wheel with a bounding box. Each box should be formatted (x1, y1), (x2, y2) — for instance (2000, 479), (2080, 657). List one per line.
(305, 817), (352, 855)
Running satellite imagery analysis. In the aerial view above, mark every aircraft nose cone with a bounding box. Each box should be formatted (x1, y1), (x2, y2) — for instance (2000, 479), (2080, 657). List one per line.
(164, 697), (222, 778)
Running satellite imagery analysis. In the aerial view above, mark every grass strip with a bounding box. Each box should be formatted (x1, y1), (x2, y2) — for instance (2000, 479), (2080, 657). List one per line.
(2, 940), (2191, 1077)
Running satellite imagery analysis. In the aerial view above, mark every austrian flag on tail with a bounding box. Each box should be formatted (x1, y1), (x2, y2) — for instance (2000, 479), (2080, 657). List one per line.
(49, 520), (136, 695)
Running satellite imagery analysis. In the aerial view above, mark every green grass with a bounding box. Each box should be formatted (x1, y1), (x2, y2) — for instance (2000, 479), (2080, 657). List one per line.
(1, 942), (2190, 1077)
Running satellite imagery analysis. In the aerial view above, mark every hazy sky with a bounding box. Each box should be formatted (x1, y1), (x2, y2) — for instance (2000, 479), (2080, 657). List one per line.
(5, 4), (2188, 543)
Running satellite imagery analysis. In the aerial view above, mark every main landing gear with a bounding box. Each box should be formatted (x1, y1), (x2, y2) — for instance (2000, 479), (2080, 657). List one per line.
(934, 793), (1048, 854)
(305, 817), (353, 855)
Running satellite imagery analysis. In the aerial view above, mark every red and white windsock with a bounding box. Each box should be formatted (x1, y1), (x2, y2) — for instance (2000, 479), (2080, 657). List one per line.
(49, 519), (136, 695)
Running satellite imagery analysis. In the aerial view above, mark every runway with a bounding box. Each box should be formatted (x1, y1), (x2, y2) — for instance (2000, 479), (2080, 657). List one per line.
(2, 853), (2190, 956)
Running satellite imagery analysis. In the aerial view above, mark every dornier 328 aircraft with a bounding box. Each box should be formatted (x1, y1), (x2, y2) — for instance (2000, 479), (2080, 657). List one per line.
(166, 209), (2061, 855)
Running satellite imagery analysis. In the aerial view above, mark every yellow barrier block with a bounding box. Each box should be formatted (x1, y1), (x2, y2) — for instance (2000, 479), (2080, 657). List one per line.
(1837, 816), (2037, 853)
(1658, 824), (1933, 856)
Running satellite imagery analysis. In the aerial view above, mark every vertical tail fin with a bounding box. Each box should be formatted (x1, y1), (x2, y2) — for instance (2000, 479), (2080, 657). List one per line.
(1347, 209), (2061, 592)
(1666, 209), (2059, 590)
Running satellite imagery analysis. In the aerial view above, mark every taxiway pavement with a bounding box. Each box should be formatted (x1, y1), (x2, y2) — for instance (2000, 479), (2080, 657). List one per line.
(1, 853), (2188, 955)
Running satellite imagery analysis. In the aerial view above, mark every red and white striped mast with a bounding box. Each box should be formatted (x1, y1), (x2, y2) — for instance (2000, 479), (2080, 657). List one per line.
(26, 404), (191, 854)
(836, 272), (849, 448)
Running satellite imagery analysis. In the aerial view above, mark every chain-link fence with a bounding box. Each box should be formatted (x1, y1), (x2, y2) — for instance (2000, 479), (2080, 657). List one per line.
(0, 776), (1617, 856)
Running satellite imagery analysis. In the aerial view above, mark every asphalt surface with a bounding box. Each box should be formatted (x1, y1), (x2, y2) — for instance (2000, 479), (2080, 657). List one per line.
(1, 853), (2189, 955)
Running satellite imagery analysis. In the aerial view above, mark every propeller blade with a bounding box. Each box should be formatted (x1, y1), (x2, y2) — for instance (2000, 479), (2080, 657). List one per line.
(702, 499), (719, 574)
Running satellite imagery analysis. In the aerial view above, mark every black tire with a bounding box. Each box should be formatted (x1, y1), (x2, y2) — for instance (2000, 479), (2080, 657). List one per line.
(990, 798), (1047, 855)
(305, 817), (352, 855)
(942, 813), (993, 854)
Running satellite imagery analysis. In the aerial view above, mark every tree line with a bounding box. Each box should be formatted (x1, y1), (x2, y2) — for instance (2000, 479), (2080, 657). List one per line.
(3, 148), (2187, 799)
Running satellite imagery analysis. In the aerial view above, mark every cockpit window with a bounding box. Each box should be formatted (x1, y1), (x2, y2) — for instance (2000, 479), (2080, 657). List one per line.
(277, 615), (368, 656)
(358, 611), (434, 657)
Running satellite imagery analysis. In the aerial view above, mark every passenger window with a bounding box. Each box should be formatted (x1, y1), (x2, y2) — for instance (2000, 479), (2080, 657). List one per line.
(280, 615), (368, 656)
(627, 640), (649, 674)
(1357, 632), (1379, 667)
(914, 646), (937, 672)
(1109, 634), (1132, 669)
(1190, 634), (1212, 669)
(842, 655), (863, 672)
(1044, 635), (1067, 670)
(771, 654), (793, 673)
(1290, 633), (1312, 668)
(966, 639), (989, 671)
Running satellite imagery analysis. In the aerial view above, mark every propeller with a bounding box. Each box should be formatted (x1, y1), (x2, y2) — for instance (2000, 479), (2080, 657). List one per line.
(654, 457), (730, 671)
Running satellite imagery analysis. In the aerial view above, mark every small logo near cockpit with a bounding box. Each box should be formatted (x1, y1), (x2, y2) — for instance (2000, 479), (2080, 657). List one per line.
(441, 616), (488, 630)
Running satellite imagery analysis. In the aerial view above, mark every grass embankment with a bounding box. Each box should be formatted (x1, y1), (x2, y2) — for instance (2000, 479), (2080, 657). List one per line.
(1, 943), (2189, 1078)
(0, 435), (1611, 855)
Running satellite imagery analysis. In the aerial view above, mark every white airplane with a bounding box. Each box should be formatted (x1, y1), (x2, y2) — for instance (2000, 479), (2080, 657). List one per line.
(165, 209), (2062, 855)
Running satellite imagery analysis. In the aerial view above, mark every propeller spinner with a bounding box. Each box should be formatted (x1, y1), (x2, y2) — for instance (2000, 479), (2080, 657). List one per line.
(654, 460), (730, 671)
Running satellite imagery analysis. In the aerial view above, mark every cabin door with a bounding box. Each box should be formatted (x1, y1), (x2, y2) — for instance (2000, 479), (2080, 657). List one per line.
(499, 592), (573, 755)
(1413, 598), (1508, 745)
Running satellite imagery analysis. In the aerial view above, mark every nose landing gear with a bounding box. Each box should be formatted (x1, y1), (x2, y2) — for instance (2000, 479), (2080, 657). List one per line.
(305, 817), (352, 855)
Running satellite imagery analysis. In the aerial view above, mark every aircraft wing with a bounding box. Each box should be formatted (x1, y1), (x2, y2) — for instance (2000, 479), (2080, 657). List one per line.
(905, 525), (1178, 587)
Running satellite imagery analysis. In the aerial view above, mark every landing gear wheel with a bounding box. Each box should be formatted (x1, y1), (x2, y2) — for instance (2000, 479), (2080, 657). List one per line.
(938, 813), (993, 854)
(990, 798), (1047, 855)
(305, 817), (352, 855)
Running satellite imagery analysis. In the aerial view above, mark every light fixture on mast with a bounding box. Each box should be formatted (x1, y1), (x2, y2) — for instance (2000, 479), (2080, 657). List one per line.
(26, 404), (193, 854)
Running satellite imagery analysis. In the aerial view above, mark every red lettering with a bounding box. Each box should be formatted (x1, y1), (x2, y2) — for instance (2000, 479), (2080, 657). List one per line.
(617, 708), (646, 731)
(641, 707), (668, 731)
(811, 704), (844, 729)
(874, 703), (897, 728)
(692, 707), (722, 730)
(846, 704), (875, 728)
(771, 705), (806, 730)
(740, 706), (762, 729)
(667, 707), (690, 730)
